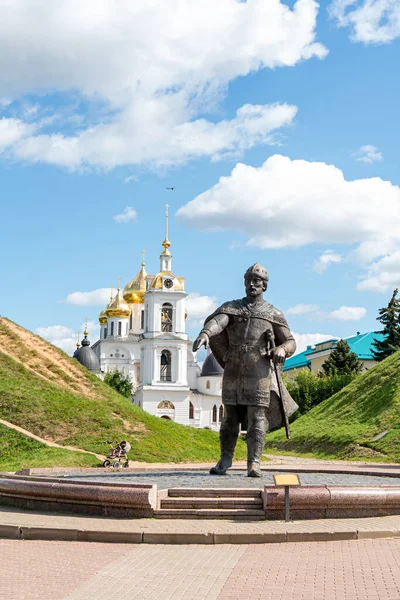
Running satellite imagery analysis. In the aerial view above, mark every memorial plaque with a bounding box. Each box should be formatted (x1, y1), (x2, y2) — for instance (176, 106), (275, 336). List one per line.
(273, 474), (300, 487)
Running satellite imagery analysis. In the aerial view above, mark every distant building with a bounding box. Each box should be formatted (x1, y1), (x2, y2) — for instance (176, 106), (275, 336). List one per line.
(283, 332), (385, 378)
(90, 206), (223, 430)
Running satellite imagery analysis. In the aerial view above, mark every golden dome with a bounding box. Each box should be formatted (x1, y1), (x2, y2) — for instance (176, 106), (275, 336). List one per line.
(99, 289), (114, 324)
(105, 286), (131, 318)
(98, 308), (108, 324)
(123, 264), (148, 304)
(149, 271), (184, 291)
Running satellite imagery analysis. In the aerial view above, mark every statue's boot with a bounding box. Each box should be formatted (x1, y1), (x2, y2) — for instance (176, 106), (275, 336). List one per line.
(209, 451), (233, 475)
(247, 460), (261, 478)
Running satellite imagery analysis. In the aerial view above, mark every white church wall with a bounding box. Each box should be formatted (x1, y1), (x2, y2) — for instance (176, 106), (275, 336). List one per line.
(145, 291), (187, 335)
(197, 376), (223, 396)
(106, 316), (129, 338)
(187, 362), (201, 389)
(190, 394), (223, 431)
(129, 304), (145, 334)
(140, 338), (188, 387)
(135, 388), (191, 425)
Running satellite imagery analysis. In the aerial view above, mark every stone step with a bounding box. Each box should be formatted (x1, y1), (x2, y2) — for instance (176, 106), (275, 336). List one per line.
(161, 497), (263, 509)
(154, 508), (266, 520)
(167, 488), (262, 498)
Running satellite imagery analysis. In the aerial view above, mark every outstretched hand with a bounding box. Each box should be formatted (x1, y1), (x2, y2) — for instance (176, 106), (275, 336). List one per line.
(193, 332), (209, 352)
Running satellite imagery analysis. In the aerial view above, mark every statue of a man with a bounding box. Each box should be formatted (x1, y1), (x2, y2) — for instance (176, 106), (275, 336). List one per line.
(193, 263), (298, 477)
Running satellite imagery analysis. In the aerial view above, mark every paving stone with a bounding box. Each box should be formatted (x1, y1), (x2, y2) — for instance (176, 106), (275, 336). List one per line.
(66, 469), (400, 488)
(3, 539), (400, 599)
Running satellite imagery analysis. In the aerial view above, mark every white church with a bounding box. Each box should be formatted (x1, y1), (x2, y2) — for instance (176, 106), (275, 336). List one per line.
(90, 206), (224, 430)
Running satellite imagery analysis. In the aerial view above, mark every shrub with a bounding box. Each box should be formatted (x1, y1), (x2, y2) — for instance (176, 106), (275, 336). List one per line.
(284, 369), (357, 417)
(103, 369), (133, 398)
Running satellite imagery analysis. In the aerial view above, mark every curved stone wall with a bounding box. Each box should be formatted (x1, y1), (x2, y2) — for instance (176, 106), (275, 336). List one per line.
(0, 475), (157, 518)
(263, 485), (400, 519)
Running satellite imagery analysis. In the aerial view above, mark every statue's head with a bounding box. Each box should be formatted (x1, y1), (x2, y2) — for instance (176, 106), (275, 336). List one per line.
(244, 263), (268, 297)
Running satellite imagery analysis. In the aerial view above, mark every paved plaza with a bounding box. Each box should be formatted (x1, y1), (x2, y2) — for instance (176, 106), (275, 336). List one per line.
(66, 469), (400, 488)
(3, 458), (400, 597)
(2, 538), (400, 599)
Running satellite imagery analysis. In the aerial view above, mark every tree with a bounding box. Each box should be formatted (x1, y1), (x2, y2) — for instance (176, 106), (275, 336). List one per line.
(103, 369), (133, 398)
(321, 339), (363, 376)
(372, 288), (400, 361)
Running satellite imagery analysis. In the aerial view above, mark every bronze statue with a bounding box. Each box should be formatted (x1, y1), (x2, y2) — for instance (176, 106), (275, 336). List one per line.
(193, 263), (298, 477)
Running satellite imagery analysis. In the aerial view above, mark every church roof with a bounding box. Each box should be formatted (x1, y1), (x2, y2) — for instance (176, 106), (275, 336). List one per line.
(106, 287), (130, 318)
(123, 263), (148, 304)
(99, 289), (114, 324)
(201, 352), (224, 377)
(149, 271), (184, 291)
(74, 332), (100, 372)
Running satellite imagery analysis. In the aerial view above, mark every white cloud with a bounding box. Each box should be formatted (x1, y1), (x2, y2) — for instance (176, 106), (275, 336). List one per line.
(113, 206), (138, 224)
(36, 321), (99, 355)
(313, 250), (343, 273)
(330, 0), (400, 43)
(286, 304), (319, 315)
(353, 144), (383, 164)
(357, 250), (400, 292)
(0, 0), (327, 169)
(63, 288), (111, 306)
(0, 117), (36, 151)
(326, 306), (367, 321)
(10, 102), (298, 170)
(124, 175), (139, 184)
(292, 332), (337, 354)
(185, 293), (218, 328)
(177, 154), (400, 281)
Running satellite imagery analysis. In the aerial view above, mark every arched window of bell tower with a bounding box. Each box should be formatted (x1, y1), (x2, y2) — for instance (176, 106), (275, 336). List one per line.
(161, 303), (173, 332)
(160, 349), (172, 382)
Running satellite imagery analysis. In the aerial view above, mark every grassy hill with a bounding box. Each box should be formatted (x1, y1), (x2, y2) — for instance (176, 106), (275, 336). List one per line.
(266, 350), (400, 462)
(0, 424), (100, 472)
(0, 317), (246, 471)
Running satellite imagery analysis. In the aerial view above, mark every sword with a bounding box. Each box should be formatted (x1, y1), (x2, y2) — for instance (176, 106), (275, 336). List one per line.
(266, 329), (290, 439)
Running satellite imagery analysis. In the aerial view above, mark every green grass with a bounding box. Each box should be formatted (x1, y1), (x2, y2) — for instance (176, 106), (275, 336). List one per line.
(0, 330), (247, 470)
(0, 424), (100, 471)
(265, 351), (400, 462)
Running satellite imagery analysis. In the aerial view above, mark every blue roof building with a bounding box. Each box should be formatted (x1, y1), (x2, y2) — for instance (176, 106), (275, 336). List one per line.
(284, 331), (385, 376)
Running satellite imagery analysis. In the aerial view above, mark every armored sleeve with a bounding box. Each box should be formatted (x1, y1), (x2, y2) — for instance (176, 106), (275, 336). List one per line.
(273, 321), (296, 358)
(201, 313), (230, 338)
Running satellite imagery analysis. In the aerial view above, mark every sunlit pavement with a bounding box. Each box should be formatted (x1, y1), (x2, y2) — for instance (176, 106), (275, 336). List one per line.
(2, 538), (400, 600)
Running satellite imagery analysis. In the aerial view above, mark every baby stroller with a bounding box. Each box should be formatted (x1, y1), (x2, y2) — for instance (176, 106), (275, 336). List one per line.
(103, 440), (131, 468)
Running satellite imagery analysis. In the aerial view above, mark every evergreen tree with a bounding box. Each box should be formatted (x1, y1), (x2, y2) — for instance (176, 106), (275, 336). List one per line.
(103, 368), (133, 398)
(322, 339), (363, 376)
(372, 288), (400, 361)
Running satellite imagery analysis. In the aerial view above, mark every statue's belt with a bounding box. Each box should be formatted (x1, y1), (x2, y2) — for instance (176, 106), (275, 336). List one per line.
(227, 342), (269, 355)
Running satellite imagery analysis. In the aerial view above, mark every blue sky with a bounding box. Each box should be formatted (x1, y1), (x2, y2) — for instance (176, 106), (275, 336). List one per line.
(1, 0), (399, 355)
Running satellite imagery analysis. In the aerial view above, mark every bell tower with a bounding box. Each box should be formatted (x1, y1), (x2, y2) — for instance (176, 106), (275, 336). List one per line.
(135, 205), (189, 415)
